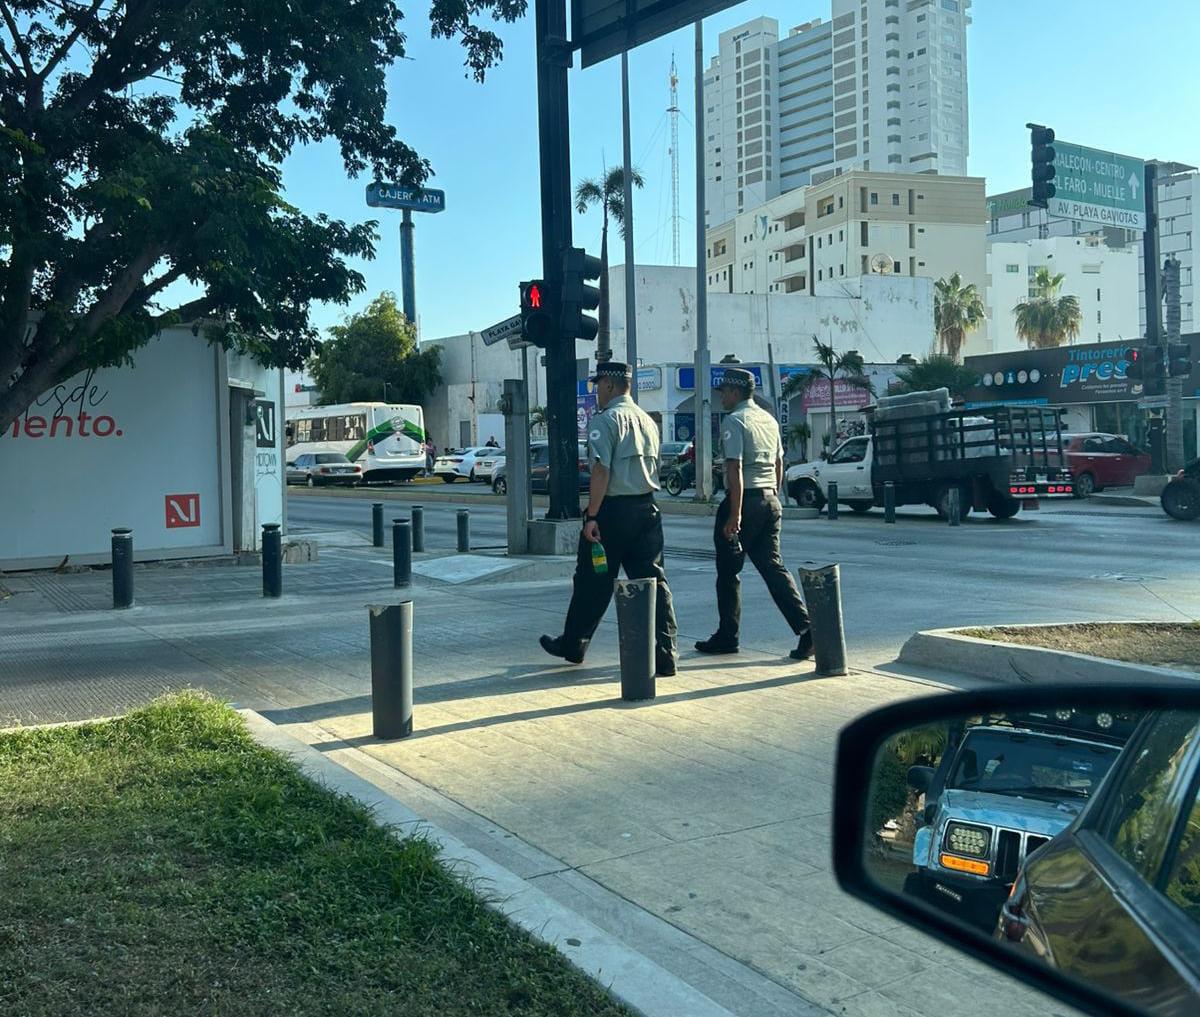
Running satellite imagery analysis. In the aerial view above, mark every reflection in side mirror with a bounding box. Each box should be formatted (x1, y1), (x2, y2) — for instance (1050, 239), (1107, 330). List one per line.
(834, 684), (1200, 1017)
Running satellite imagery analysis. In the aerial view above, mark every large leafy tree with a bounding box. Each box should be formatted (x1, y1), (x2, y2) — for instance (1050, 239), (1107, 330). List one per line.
(0, 0), (522, 433)
(308, 292), (440, 405)
(574, 166), (644, 362)
(934, 272), (986, 362)
(893, 354), (979, 400)
(781, 336), (873, 451)
(1013, 267), (1083, 349)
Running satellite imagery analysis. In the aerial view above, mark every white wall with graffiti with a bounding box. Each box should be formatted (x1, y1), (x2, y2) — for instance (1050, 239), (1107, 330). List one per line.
(1, 327), (284, 570)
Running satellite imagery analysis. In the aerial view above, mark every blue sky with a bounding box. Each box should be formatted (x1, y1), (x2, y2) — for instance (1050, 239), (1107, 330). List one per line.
(280, 0), (1200, 342)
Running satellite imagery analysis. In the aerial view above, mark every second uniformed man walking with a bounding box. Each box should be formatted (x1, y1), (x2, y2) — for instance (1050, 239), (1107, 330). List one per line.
(695, 367), (813, 661)
(540, 362), (679, 676)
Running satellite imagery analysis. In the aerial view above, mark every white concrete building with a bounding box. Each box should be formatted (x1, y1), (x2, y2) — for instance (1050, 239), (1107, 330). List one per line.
(984, 238), (1142, 352)
(705, 170), (986, 351)
(985, 237), (1140, 354)
(423, 265), (933, 449)
(703, 0), (972, 227)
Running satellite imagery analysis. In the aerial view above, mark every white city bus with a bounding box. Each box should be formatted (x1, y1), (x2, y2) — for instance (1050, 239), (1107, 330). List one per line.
(286, 403), (426, 483)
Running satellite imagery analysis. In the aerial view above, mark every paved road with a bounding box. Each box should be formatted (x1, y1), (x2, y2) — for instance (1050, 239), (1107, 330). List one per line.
(288, 492), (1200, 670)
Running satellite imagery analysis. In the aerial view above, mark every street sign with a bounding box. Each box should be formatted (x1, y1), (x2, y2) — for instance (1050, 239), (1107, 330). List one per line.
(573, 0), (743, 68)
(365, 182), (447, 213)
(479, 314), (523, 346)
(506, 335), (532, 351)
(1138, 395), (1170, 410)
(1047, 141), (1145, 231)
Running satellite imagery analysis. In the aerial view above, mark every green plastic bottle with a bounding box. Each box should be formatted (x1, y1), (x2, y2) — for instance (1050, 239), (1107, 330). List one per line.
(590, 541), (608, 574)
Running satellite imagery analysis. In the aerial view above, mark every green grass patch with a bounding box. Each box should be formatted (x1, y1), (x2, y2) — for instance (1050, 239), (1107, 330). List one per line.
(0, 693), (630, 1016)
(956, 622), (1200, 673)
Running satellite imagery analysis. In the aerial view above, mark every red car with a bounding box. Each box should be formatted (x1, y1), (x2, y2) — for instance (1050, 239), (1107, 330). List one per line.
(1062, 432), (1151, 497)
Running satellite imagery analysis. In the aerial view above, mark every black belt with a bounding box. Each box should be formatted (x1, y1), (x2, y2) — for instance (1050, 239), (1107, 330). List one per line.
(744, 488), (776, 498)
(604, 492), (655, 501)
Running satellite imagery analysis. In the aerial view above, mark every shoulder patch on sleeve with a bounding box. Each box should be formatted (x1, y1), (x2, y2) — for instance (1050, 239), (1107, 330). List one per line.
(589, 429), (602, 441)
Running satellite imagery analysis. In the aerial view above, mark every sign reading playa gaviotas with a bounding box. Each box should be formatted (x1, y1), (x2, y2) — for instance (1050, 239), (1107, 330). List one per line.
(1048, 141), (1146, 231)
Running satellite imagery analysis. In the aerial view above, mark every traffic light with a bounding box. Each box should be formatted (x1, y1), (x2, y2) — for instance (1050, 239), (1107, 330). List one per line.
(1168, 341), (1193, 378)
(1125, 345), (1145, 380)
(1027, 124), (1056, 209)
(560, 247), (602, 341)
(519, 279), (557, 347)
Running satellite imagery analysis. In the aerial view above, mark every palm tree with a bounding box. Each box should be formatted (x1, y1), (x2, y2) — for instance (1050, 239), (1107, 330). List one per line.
(893, 354), (979, 400)
(574, 166), (645, 361)
(529, 405), (548, 436)
(934, 273), (986, 362)
(1013, 267), (1083, 349)
(781, 337), (874, 452)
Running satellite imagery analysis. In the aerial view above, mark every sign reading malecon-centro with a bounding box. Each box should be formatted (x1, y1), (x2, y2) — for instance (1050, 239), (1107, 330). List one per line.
(365, 182), (447, 213)
(1049, 141), (1145, 231)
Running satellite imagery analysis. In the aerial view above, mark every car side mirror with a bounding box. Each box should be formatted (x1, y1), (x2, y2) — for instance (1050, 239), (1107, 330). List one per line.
(905, 765), (934, 794)
(833, 683), (1200, 1017)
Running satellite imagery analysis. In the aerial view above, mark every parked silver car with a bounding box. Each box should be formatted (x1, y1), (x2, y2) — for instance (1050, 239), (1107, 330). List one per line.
(286, 452), (363, 486)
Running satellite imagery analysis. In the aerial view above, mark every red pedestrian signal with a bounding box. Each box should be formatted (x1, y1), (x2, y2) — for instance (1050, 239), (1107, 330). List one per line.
(519, 280), (556, 347)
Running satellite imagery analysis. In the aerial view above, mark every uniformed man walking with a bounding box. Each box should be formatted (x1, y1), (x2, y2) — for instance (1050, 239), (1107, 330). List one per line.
(540, 362), (678, 676)
(695, 367), (813, 661)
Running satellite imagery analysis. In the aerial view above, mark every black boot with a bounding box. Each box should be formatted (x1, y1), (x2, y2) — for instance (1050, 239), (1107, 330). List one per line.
(539, 634), (587, 665)
(694, 634), (739, 655)
(656, 655), (678, 677)
(789, 629), (814, 662)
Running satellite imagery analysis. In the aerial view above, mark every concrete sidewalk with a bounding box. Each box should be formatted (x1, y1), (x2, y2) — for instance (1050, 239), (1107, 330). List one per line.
(261, 663), (1061, 1017)
(0, 555), (1067, 1015)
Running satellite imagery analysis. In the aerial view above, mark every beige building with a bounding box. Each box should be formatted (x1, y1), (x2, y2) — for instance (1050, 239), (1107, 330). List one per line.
(706, 170), (987, 351)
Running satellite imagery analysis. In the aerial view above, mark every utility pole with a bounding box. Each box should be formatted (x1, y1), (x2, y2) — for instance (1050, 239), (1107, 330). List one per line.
(692, 19), (712, 502)
(400, 210), (416, 325)
(1164, 256), (1184, 471)
(621, 43), (638, 402)
(1142, 162), (1165, 475)
(534, 0), (580, 519)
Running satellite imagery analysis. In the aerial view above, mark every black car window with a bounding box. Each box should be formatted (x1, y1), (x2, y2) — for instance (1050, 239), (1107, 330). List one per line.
(830, 438), (868, 464)
(1083, 437), (1107, 453)
(314, 453), (348, 464)
(1164, 777), (1200, 927)
(1102, 712), (1200, 880)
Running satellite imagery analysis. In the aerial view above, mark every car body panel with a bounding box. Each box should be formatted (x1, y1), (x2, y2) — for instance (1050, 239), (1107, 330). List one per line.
(1064, 433), (1152, 490)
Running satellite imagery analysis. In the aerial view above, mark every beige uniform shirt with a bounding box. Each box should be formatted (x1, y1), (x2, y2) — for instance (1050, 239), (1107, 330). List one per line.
(588, 394), (661, 496)
(722, 398), (783, 490)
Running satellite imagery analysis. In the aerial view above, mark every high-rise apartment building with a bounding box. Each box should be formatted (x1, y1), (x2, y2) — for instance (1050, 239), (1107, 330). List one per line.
(703, 0), (971, 229)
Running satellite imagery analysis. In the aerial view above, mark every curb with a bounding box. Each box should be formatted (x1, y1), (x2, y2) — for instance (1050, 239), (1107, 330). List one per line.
(898, 625), (1198, 686)
(239, 709), (735, 1017)
(1087, 493), (1159, 509)
(286, 485), (821, 520)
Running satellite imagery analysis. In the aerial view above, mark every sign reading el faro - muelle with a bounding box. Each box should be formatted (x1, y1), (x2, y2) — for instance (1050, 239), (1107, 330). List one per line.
(1049, 140), (1146, 231)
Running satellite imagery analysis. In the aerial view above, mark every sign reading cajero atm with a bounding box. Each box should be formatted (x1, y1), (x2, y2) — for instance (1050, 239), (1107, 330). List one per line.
(964, 335), (1199, 408)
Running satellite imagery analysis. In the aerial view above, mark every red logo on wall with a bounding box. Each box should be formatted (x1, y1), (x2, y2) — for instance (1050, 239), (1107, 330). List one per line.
(165, 493), (201, 529)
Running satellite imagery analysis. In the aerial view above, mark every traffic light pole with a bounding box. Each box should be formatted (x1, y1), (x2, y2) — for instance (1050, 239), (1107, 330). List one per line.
(535, 0), (582, 519)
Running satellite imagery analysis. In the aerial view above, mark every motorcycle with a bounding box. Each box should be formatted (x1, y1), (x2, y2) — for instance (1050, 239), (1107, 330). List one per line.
(662, 457), (724, 497)
(1161, 458), (1200, 521)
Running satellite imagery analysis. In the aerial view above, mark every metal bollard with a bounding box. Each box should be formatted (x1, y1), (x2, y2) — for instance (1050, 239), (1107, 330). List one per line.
(392, 518), (412, 588)
(884, 482), (896, 524)
(827, 482), (839, 521)
(456, 509), (470, 552)
(616, 578), (657, 702)
(372, 502), (384, 547)
(798, 563), (848, 677)
(369, 602), (413, 739)
(411, 505), (425, 552)
(948, 487), (961, 527)
(111, 528), (134, 609)
(262, 523), (283, 598)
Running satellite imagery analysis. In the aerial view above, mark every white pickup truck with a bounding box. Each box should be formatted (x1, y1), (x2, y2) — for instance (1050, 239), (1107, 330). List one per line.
(785, 395), (1073, 520)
